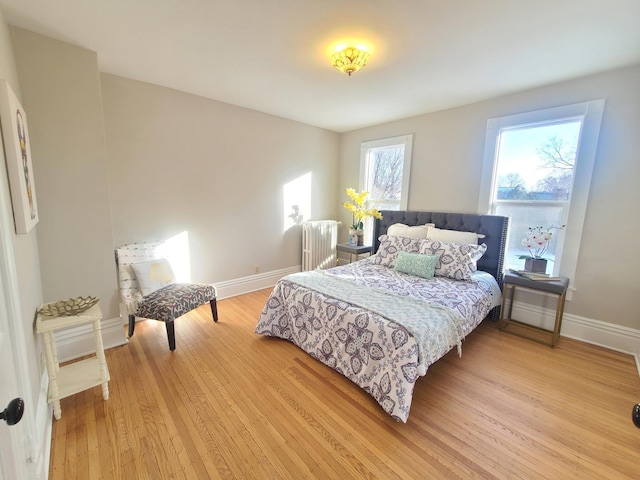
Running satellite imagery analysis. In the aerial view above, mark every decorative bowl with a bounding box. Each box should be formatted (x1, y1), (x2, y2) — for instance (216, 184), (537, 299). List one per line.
(37, 296), (99, 317)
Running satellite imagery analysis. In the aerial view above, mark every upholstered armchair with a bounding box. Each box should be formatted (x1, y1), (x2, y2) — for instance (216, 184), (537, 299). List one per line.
(114, 242), (218, 351)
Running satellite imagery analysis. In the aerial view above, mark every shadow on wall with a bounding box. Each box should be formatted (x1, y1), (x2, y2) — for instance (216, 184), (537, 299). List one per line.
(284, 172), (311, 232)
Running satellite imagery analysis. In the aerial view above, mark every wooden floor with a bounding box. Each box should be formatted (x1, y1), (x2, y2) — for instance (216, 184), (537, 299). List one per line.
(50, 288), (640, 479)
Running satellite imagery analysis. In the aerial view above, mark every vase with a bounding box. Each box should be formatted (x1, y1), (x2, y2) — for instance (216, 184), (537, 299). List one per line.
(348, 229), (358, 246)
(349, 229), (364, 246)
(524, 258), (547, 274)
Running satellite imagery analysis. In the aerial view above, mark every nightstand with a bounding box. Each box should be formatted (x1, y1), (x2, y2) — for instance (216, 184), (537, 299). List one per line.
(336, 243), (372, 263)
(35, 300), (110, 419)
(498, 272), (569, 348)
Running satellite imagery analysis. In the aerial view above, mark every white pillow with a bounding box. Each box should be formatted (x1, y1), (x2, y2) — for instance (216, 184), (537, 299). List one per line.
(419, 239), (487, 281)
(426, 226), (485, 245)
(387, 223), (435, 240)
(372, 234), (423, 267)
(130, 258), (176, 296)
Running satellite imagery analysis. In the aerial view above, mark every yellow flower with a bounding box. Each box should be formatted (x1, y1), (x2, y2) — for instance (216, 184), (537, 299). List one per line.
(342, 188), (382, 230)
(342, 202), (357, 213)
(345, 188), (368, 207)
(366, 208), (383, 220)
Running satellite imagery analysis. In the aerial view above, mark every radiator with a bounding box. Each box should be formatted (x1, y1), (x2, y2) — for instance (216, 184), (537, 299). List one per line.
(302, 220), (338, 271)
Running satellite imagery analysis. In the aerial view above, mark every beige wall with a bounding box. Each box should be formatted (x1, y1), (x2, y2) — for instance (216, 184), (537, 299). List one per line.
(11, 28), (119, 318)
(339, 64), (640, 330)
(10, 26), (340, 320)
(10, 28), (340, 319)
(101, 74), (339, 284)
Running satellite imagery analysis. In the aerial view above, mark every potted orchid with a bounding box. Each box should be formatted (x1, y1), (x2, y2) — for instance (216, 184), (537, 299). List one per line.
(519, 225), (565, 273)
(342, 188), (382, 246)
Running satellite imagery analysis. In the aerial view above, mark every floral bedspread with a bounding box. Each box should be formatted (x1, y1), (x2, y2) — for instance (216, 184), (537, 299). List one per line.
(254, 258), (501, 422)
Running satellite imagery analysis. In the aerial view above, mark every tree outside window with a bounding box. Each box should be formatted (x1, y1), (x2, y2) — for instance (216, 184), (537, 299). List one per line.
(479, 100), (605, 284)
(359, 135), (413, 243)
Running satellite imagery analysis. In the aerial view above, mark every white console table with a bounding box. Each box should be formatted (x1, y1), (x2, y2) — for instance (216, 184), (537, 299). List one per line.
(35, 300), (110, 420)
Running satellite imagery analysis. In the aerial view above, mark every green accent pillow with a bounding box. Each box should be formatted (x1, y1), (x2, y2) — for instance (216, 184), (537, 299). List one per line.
(394, 251), (440, 279)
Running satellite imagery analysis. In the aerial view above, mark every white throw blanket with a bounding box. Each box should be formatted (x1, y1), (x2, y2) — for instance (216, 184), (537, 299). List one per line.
(286, 269), (467, 376)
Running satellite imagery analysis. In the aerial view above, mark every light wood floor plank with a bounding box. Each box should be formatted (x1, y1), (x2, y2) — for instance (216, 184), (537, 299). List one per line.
(49, 288), (640, 479)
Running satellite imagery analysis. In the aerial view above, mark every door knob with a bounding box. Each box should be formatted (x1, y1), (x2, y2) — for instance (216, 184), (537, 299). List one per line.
(0, 398), (24, 426)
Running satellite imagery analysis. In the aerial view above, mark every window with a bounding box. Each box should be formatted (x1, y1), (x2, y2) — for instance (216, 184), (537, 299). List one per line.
(478, 100), (604, 280)
(360, 134), (413, 241)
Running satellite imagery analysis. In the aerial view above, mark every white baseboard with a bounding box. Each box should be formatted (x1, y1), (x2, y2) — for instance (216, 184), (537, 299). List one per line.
(57, 266), (638, 370)
(220, 269), (640, 362)
(508, 301), (640, 357)
(56, 266), (301, 362)
(54, 316), (128, 363)
(214, 265), (300, 300)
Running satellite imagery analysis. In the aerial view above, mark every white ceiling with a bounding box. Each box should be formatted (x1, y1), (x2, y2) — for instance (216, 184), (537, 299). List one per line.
(1, 0), (639, 133)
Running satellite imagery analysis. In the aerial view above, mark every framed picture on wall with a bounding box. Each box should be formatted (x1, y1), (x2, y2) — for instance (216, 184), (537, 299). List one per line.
(0, 79), (39, 234)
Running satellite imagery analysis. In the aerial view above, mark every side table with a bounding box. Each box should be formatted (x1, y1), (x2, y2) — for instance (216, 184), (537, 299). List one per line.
(336, 243), (372, 263)
(498, 272), (569, 348)
(35, 300), (110, 419)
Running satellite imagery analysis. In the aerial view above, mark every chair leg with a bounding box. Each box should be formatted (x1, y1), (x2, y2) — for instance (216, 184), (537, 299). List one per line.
(210, 299), (218, 322)
(128, 314), (136, 338)
(166, 321), (176, 351)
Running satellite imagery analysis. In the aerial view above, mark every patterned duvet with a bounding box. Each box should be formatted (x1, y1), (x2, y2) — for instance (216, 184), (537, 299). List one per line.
(254, 258), (501, 422)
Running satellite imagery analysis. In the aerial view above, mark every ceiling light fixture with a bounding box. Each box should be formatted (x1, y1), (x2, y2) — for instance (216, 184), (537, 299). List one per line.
(330, 47), (370, 76)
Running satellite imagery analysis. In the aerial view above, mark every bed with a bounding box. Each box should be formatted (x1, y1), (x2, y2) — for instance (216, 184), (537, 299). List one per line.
(255, 211), (509, 422)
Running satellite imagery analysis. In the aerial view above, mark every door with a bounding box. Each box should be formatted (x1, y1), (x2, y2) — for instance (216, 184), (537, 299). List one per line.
(0, 281), (27, 480)
(0, 140), (30, 478)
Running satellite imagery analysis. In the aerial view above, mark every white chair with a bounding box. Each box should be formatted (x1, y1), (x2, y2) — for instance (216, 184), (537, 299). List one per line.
(114, 242), (218, 351)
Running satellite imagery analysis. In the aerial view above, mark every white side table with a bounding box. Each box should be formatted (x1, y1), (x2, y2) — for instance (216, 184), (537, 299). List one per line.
(35, 301), (110, 419)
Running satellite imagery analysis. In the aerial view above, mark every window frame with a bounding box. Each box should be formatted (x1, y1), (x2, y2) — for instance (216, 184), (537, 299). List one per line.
(358, 134), (413, 245)
(359, 134), (413, 210)
(478, 100), (605, 285)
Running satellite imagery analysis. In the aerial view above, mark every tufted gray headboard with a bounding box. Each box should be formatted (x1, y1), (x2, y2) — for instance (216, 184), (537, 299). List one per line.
(373, 211), (509, 286)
